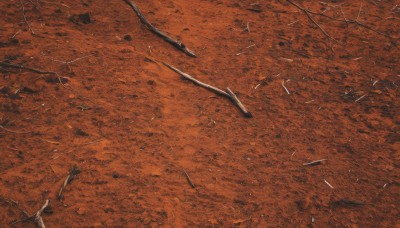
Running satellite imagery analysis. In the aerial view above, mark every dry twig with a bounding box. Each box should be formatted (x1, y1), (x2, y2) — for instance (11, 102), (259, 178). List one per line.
(34, 200), (49, 228)
(226, 87), (253, 118)
(0, 197), (30, 224)
(0, 125), (31, 134)
(162, 62), (252, 118)
(12, 200), (49, 227)
(298, 1), (391, 38)
(0, 62), (56, 75)
(303, 159), (327, 166)
(162, 62), (229, 97)
(19, 0), (35, 35)
(123, 0), (196, 57)
(287, 0), (393, 41)
(183, 169), (196, 188)
(58, 166), (81, 200)
(244, 22), (250, 33)
(355, 94), (367, 102)
(324, 179), (334, 189)
(67, 138), (104, 153)
(287, 0), (340, 43)
(281, 80), (291, 94)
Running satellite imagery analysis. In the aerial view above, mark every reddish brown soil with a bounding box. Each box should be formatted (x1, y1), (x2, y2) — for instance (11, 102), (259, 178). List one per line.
(1, 0), (399, 227)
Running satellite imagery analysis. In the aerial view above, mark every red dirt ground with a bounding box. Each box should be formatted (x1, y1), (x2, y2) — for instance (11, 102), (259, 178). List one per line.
(1, 0), (399, 227)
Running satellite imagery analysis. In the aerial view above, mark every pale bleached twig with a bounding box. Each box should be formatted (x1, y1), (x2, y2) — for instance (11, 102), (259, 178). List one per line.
(162, 62), (229, 97)
(303, 159), (327, 166)
(19, 0), (35, 35)
(281, 80), (291, 94)
(226, 87), (253, 118)
(34, 200), (49, 228)
(288, 20), (299, 26)
(339, 6), (348, 23)
(355, 94), (366, 102)
(39, 0), (70, 8)
(163, 62), (252, 118)
(11, 30), (21, 38)
(67, 138), (104, 153)
(356, 3), (363, 21)
(324, 179), (334, 189)
(42, 54), (92, 65)
(58, 166), (81, 200)
(245, 22), (250, 33)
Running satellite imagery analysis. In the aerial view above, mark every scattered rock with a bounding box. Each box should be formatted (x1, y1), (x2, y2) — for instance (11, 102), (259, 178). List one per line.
(78, 13), (91, 24)
(0, 86), (9, 94)
(74, 128), (89, 137)
(296, 196), (311, 210)
(104, 207), (115, 213)
(124, 34), (133, 41)
(76, 207), (87, 215)
(371, 90), (382, 94)
(151, 170), (161, 177)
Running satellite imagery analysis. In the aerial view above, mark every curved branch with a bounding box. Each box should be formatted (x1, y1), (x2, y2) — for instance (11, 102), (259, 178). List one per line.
(123, 0), (196, 57)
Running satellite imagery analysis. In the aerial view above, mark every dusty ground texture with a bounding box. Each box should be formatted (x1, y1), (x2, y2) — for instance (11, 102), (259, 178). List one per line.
(1, 0), (399, 227)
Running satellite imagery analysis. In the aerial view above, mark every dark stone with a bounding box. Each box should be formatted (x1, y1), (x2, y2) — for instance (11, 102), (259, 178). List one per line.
(78, 13), (91, 24)
(123, 34), (132, 41)
(74, 128), (89, 137)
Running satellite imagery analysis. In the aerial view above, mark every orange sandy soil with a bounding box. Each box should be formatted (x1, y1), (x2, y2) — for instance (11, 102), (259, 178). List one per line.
(1, 0), (399, 227)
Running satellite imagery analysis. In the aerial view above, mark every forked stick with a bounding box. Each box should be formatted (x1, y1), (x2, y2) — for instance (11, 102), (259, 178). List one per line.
(123, 0), (196, 57)
(34, 200), (49, 228)
(162, 62), (252, 118)
(287, 0), (391, 39)
(287, 0), (340, 43)
(58, 166), (81, 200)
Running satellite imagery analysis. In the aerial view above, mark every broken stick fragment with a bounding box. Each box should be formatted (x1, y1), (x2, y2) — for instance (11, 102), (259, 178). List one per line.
(183, 169), (196, 188)
(34, 200), (49, 228)
(0, 62), (56, 75)
(162, 62), (229, 97)
(226, 87), (253, 118)
(123, 0), (196, 57)
(303, 159), (327, 166)
(58, 166), (81, 200)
